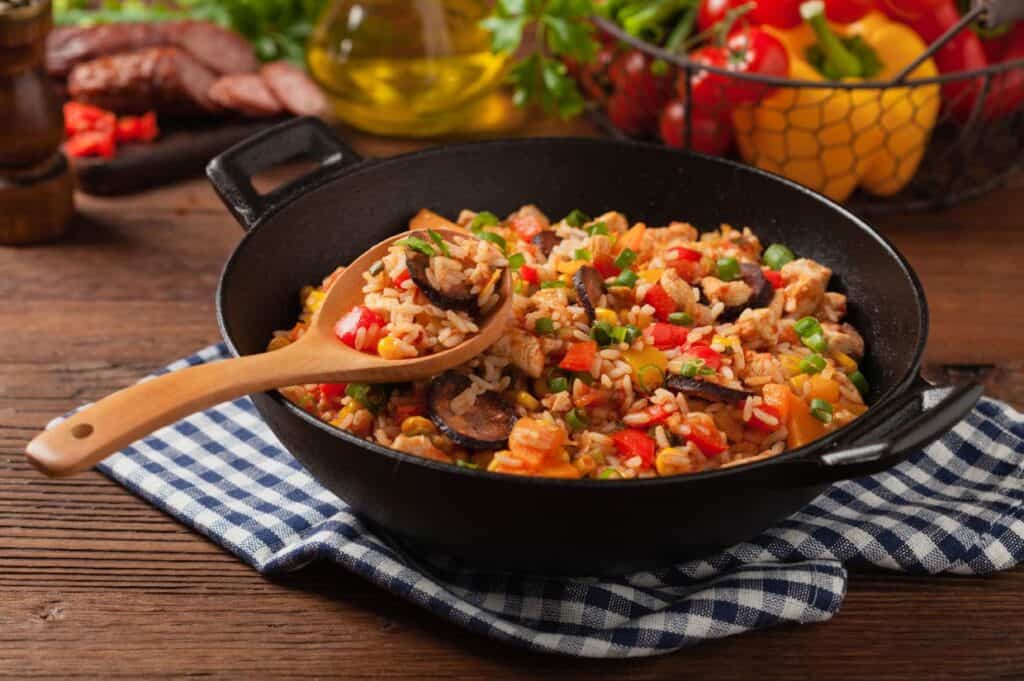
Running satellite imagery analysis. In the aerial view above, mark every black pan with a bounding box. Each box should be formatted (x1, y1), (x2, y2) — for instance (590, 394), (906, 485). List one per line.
(206, 117), (981, 575)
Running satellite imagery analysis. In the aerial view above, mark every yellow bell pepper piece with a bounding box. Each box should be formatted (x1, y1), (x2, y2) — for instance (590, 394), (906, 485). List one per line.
(623, 346), (667, 384)
(639, 268), (663, 284)
(557, 260), (585, 276)
(732, 7), (939, 202)
(595, 307), (618, 325)
(833, 350), (858, 373)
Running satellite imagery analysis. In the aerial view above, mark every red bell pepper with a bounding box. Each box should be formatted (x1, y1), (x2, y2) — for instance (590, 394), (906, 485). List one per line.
(593, 253), (621, 278)
(988, 23), (1024, 119)
(611, 428), (657, 468)
(63, 102), (115, 138)
(317, 383), (348, 402)
(391, 268), (411, 287)
(744, 400), (783, 432)
(559, 341), (598, 372)
(518, 264), (540, 286)
(683, 343), (723, 370)
(643, 282), (677, 322)
(645, 322), (691, 349)
(762, 267), (784, 289)
(334, 305), (386, 352)
(824, 0), (874, 23)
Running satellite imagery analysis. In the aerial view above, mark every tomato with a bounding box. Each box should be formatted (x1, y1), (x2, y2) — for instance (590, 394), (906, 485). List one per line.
(559, 341), (598, 372)
(607, 49), (674, 136)
(696, 0), (739, 32)
(659, 99), (734, 156)
(721, 27), (790, 105)
(518, 264), (540, 286)
(749, 0), (804, 27)
(64, 130), (116, 159)
(683, 343), (722, 370)
(611, 429), (657, 468)
(745, 401), (783, 432)
(643, 282), (677, 322)
(334, 305), (386, 352)
(317, 383), (348, 401)
(686, 420), (728, 455)
(645, 322), (690, 350)
(682, 46), (733, 115)
(762, 268), (784, 289)
(114, 111), (159, 144)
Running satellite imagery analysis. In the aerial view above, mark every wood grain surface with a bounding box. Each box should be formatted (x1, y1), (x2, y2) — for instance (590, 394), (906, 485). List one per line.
(1, 118), (1022, 680)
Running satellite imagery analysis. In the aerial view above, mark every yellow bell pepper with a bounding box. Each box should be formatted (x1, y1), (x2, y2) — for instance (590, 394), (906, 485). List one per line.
(732, 4), (939, 202)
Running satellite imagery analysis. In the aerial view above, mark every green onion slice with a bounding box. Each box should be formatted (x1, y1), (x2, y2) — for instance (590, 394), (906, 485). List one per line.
(810, 398), (834, 423)
(427, 230), (451, 257)
(394, 236), (435, 257)
(763, 243), (795, 270)
(614, 248), (637, 269)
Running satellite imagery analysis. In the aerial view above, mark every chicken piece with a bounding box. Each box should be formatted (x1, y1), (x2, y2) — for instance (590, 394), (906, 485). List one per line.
(591, 211), (628, 234)
(781, 258), (832, 317)
(816, 291), (848, 322)
(660, 268), (698, 314)
(822, 321), (865, 359)
(735, 307), (778, 350)
(701, 276), (753, 308)
(508, 328), (545, 378)
(665, 221), (698, 242)
(391, 434), (453, 463)
(742, 351), (784, 385)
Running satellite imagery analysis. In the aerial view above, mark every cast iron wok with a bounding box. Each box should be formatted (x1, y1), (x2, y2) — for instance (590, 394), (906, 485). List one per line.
(207, 117), (981, 575)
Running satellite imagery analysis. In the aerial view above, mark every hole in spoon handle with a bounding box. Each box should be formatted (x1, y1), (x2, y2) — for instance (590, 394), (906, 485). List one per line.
(70, 423), (94, 439)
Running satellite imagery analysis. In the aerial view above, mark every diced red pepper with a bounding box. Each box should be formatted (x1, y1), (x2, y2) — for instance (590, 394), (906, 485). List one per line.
(636, 406), (671, 427)
(593, 253), (620, 279)
(683, 343), (722, 370)
(508, 212), (545, 241)
(644, 322), (690, 350)
(744, 401), (783, 433)
(391, 269), (411, 287)
(65, 130), (116, 159)
(559, 340), (598, 372)
(393, 401), (426, 421)
(334, 305), (386, 353)
(518, 264), (539, 286)
(115, 111), (159, 144)
(317, 383), (348, 401)
(668, 246), (702, 262)
(64, 102), (115, 138)
(762, 268), (784, 290)
(643, 282), (676, 322)
(686, 420), (728, 456)
(611, 429), (657, 468)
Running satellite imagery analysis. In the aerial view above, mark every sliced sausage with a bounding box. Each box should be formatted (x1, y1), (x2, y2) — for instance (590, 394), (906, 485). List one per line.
(47, 21), (257, 78)
(405, 251), (478, 315)
(531, 230), (560, 257)
(68, 47), (218, 116)
(209, 73), (284, 117)
(428, 372), (516, 449)
(666, 375), (753, 403)
(573, 265), (605, 322)
(261, 61), (327, 117)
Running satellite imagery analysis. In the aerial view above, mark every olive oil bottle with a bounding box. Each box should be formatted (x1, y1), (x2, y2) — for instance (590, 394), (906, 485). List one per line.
(308, 0), (508, 136)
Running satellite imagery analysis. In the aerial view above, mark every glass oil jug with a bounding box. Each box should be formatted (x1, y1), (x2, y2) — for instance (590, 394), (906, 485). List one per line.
(308, 0), (508, 137)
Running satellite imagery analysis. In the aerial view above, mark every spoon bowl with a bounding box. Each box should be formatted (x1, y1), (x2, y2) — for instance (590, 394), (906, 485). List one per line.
(26, 227), (511, 477)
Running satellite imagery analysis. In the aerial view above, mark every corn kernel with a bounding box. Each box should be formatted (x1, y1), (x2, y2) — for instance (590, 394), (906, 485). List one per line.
(303, 289), (326, 313)
(556, 260), (585, 276)
(401, 415), (436, 436)
(833, 350), (857, 373)
(655, 447), (693, 477)
(377, 335), (405, 360)
(595, 307), (618, 325)
(330, 403), (357, 427)
(639, 268), (663, 283)
(516, 391), (541, 411)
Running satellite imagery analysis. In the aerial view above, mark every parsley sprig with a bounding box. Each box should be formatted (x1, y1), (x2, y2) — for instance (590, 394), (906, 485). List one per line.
(482, 0), (599, 118)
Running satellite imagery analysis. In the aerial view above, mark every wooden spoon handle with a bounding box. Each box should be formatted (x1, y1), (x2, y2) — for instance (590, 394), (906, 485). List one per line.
(26, 348), (308, 477)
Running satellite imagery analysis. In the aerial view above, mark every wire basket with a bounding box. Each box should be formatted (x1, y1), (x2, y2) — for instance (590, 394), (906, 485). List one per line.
(586, 5), (1024, 214)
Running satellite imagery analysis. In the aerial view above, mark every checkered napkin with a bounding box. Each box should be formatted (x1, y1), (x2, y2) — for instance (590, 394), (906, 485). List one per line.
(82, 344), (1024, 657)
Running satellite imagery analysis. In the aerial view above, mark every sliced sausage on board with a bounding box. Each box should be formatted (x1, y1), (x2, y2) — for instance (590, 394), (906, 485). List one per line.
(260, 61), (327, 117)
(68, 47), (219, 116)
(208, 73), (285, 118)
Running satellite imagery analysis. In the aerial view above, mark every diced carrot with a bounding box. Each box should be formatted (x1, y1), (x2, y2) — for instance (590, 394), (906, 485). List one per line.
(559, 340), (598, 372)
(615, 223), (647, 254)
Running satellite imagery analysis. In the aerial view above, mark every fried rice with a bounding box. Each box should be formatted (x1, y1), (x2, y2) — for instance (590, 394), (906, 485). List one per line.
(269, 206), (870, 480)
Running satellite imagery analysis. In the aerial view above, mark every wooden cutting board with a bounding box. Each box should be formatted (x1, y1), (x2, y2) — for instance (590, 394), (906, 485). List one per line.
(70, 117), (291, 196)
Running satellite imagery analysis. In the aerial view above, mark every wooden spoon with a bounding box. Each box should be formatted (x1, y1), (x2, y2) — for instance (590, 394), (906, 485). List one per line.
(26, 228), (511, 478)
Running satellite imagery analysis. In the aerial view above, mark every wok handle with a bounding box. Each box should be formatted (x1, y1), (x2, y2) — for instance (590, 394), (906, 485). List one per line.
(808, 381), (983, 483)
(206, 117), (361, 231)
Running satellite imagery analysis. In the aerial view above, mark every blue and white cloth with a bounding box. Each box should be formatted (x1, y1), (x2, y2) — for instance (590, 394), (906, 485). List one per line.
(78, 344), (1023, 657)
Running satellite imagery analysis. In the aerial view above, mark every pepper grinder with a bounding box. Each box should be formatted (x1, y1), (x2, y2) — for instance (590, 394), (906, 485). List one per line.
(0, 0), (73, 245)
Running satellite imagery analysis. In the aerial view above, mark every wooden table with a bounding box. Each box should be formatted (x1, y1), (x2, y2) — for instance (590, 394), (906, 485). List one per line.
(2, 118), (1022, 680)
